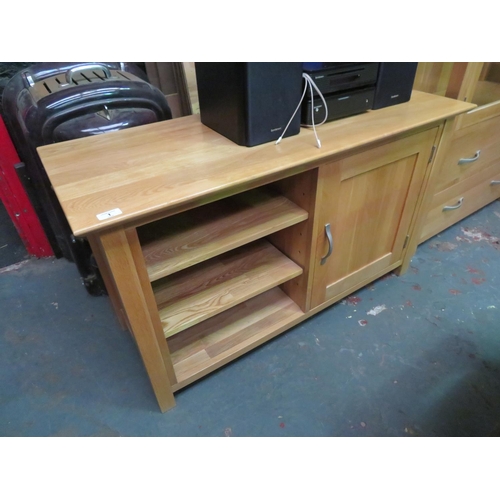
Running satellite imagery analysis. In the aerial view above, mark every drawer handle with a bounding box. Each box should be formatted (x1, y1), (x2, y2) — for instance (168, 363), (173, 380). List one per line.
(491, 180), (500, 186)
(320, 223), (333, 265)
(443, 197), (464, 211)
(458, 150), (481, 165)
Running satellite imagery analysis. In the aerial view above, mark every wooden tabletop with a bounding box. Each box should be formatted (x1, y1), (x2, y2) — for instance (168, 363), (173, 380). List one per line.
(37, 91), (475, 237)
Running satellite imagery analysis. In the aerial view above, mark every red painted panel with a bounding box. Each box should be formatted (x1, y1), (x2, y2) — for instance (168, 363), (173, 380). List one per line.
(0, 116), (53, 257)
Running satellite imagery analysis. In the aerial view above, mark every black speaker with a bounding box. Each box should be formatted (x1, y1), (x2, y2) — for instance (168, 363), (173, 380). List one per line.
(195, 62), (303, 147)
(372, 62), (418, 110)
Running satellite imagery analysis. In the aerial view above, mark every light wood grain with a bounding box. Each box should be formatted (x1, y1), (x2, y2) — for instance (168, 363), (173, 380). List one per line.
(457, 98), (500, 129)
(436, 113), (500, 192)
(86, 233), (127, 331)
(456, 63), (483, 103)
(414, 62), (500, 245)
(99, 228), (176, 412)
(125, 228), (177, 386)
(154, 240), (303, 338)
(36, 91), (474, 237)
(266, 169), (319, 312)
(138, 187), (308, 282)
(414, 64), (500, 131)
(168, 287), (303, 390)
(400, 121), (450, 272)
(421, 160), (500, 241)
(472, 80), (500, 106)
(35, 88), (476, 412)
(311, 128), (438, 308)
(414, 63), (456, 97)
(324, 156), (414, 301)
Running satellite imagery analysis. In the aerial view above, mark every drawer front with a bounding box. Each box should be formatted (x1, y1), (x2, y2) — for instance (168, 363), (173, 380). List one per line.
(436, 113), (500, 192)
(421, 163), (500, 242)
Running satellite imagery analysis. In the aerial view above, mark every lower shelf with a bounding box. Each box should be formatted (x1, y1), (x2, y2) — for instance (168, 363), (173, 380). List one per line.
(154, 239), (302, 338)
(168, 287), (304, 390)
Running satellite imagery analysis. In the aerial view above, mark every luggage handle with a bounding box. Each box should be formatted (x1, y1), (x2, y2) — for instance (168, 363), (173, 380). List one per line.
(66, 64), (112, 84)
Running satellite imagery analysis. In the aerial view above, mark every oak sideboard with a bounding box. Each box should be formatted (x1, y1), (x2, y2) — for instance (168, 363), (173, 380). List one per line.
(37, 91), (476, 412)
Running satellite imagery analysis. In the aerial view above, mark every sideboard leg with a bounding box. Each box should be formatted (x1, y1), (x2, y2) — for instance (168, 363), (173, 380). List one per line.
(99, 228), (176, 413)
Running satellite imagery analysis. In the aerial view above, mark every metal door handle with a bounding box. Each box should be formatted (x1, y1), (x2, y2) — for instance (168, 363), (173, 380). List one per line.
(320, 223), (333, 265)
(458, 150), (481, 165)
(491, 180), (500, 186)
(443, 197), (464, 211)
(66, 64), (112, 84)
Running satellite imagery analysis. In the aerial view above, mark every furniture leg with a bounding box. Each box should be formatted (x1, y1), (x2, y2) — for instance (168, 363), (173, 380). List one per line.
(99, 228), (177, 412)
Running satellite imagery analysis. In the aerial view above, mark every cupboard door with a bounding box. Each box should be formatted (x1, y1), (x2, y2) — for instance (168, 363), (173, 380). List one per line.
(311, 128), (438, 308)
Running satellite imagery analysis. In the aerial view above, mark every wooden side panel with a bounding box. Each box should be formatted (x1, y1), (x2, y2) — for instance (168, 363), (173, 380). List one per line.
(99, 228), (176, 412)
(414, 63), (456, 97)
(267, 168), (319, 311)
(87, 233), (127, 331)
(445, 63), (469, 100)
(125, 228), (178, 386)
(456, 63), (483, 103)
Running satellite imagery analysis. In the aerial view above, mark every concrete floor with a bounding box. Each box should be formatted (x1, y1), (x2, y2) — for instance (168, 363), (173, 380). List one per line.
(0, 201), (29, 269)
(1, 200), (499, 437)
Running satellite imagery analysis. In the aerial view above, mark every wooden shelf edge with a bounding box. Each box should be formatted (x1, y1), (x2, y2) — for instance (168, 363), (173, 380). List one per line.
(169, 259), (405, 391)
(139, 188), (308, 282)
(169, 287), (304, 391)
(155, 240), (303, 339)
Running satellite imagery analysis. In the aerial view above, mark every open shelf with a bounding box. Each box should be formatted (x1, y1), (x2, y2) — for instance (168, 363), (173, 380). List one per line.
(168, 286), (304, 390)
(153, 239), (303, 339)
(138, 187), (308, 282)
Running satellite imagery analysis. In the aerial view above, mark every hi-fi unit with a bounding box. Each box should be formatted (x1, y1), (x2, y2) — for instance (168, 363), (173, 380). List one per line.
(302, 62), (418, 125)
(301, 63), (379, 124)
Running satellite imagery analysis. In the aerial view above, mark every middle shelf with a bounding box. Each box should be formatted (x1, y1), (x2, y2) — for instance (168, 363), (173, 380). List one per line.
(138, 187), (309, 282)
(153, 239), (303, 339)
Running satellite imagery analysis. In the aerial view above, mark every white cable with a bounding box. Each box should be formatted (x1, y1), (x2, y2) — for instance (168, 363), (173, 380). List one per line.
(276, 72), (329, 149)
(307, 74), (320, 148)
(303, 73), (328, 149)
(275, 76), (308, 145)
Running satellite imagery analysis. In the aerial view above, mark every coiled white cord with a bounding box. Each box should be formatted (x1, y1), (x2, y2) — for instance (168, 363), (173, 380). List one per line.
(276, 72), (329, 148)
